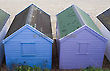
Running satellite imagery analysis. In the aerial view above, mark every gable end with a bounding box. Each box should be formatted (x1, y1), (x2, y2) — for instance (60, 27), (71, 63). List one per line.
(60, 26), (107, 43)
(3, 24), (53, 44)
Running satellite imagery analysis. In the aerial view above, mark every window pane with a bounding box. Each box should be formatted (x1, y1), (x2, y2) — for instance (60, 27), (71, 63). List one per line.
(79, 43), (88, 54)
(21, 43), (35, 56)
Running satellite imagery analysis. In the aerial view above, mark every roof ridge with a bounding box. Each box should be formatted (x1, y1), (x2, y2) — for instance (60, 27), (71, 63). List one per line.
(5, 4), (53, 39)
(75, 5), (102, 36)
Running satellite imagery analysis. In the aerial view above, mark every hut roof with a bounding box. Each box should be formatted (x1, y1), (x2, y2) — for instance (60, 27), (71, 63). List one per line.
(5, 4), (52, 39)
(97, 8), (110, 31)
(57, 5), (102, 38)
(0, 9), (10, 32)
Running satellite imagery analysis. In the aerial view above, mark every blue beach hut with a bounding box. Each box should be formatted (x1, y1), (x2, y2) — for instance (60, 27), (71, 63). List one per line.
(3, 4), (53, 69)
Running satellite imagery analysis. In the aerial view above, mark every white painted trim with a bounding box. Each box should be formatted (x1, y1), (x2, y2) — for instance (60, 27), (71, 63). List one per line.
(96, 8), (110, 17)
(3, 24), (53, 43)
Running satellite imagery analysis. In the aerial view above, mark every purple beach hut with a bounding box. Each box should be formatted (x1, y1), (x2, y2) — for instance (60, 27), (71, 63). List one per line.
(56, 5), (107, 69)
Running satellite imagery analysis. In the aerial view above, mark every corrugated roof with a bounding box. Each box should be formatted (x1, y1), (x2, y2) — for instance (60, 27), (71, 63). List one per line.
(97, 8), (110, 31)
(0, 9), (10, 32)
(57, 5), (102, 38)
(5, 4), (52, 39)
(57, 6), (83, 38)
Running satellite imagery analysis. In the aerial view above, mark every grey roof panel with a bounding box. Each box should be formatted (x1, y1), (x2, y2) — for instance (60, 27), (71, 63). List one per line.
(97, 8), (110, 31)
(5, 5), (30, 38)
(30, 5), (52, 38)
(5, 4), (52, 39)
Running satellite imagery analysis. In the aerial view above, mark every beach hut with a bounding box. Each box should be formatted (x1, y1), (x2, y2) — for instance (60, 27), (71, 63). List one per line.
(3, 4), (53, 69)
(0, 9), (10, 66)
(97, 8), (110, 61)
(56, 5), (107, 69)
(0, 9), (10, 41)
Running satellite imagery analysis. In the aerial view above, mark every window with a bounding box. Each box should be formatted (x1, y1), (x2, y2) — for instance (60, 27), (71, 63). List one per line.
(78, 43), (88, 54)
(21, 43), (35, 56)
